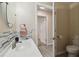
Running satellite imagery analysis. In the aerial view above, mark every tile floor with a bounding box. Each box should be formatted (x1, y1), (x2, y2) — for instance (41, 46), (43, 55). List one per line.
(38, 40), (53, 57)
(38, 45), (53, 57)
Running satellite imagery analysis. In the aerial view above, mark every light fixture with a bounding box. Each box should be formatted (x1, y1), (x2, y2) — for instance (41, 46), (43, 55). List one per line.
(39, 6), (45, 10)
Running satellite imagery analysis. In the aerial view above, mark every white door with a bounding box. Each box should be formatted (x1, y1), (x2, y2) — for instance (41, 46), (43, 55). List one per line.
(38, 16), (48, 45)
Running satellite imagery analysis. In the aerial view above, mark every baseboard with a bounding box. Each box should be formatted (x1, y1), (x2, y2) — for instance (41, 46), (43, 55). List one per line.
(55, 51), (66, 56)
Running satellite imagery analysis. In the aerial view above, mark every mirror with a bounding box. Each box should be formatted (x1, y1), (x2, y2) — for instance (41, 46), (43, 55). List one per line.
(0, 2), (13, 29)
(0, 2), (9, 27)
(0, 2), (17, 33)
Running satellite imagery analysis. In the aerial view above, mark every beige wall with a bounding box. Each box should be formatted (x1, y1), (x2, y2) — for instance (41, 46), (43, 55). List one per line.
(69, 4), (79, 43)
(55, 3), (70, 55)
(0, 3), (17, 33)
(55, 3), (79, 56)
(0, 17), (9, 32)
(0, 3), (9, 32)
(0, 2), (16, 33)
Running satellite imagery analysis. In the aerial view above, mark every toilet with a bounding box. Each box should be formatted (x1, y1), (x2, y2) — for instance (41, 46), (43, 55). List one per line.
(66, 36), (79, 57)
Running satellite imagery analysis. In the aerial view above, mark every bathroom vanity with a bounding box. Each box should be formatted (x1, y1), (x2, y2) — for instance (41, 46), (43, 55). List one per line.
(0, 37), (42, 57)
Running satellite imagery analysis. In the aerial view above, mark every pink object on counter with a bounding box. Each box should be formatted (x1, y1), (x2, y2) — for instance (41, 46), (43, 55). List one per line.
(20, 24), (28, 37)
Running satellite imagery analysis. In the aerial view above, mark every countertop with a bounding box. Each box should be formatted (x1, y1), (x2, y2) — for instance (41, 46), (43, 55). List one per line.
(3, 38), (42, 57)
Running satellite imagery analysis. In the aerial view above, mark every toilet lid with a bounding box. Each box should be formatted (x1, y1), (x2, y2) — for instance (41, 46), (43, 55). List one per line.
(67, 45), (79, 52)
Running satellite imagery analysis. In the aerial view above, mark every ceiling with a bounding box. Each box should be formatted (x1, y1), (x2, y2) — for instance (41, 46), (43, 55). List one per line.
(55, 2), (76, 5)
(37, 2), (52, 12)
(39, 2), (52, 7)
(54, 2), (79, 8)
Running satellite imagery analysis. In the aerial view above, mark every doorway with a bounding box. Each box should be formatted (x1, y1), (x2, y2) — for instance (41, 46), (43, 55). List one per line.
(36, 2), (54, 57)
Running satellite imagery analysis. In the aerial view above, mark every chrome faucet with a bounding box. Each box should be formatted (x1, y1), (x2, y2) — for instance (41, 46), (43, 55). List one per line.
(12, 37), (19, 49)
(12, 40), (16, 49)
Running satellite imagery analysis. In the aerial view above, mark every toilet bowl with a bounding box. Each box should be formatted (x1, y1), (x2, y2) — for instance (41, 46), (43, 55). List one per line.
(66, 36), (79, 57)
(66, 45), (79, 57)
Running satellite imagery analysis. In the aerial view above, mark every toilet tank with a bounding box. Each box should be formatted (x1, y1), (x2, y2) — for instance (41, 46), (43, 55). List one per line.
(73, 36), (79, 46)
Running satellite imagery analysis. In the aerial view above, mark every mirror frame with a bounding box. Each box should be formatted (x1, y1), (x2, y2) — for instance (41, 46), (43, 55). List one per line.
(6, 2), (13, 28)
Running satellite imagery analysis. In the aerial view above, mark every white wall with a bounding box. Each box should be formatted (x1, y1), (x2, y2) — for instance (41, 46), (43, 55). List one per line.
(16, 2), (35, 31)
(15, 2), (37, 44)
(6, 2), (37, 45)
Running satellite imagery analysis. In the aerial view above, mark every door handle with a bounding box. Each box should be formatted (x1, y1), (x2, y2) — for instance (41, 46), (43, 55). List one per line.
(53, 37), (56, 40)
(56, 35), (60, 39)
(53, 35), (62, 40)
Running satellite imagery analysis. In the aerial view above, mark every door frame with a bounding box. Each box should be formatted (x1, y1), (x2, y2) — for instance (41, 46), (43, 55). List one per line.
(35, 2), (55, 57)
(52, 2), (55, 57)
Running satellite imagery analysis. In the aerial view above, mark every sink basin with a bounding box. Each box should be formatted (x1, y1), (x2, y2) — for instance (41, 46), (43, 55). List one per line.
(3, 38), (42, 57)
(15, 43), (24, 51)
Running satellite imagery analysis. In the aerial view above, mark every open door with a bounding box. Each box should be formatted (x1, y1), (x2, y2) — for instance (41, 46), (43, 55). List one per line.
(54, 2), (70, 57)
